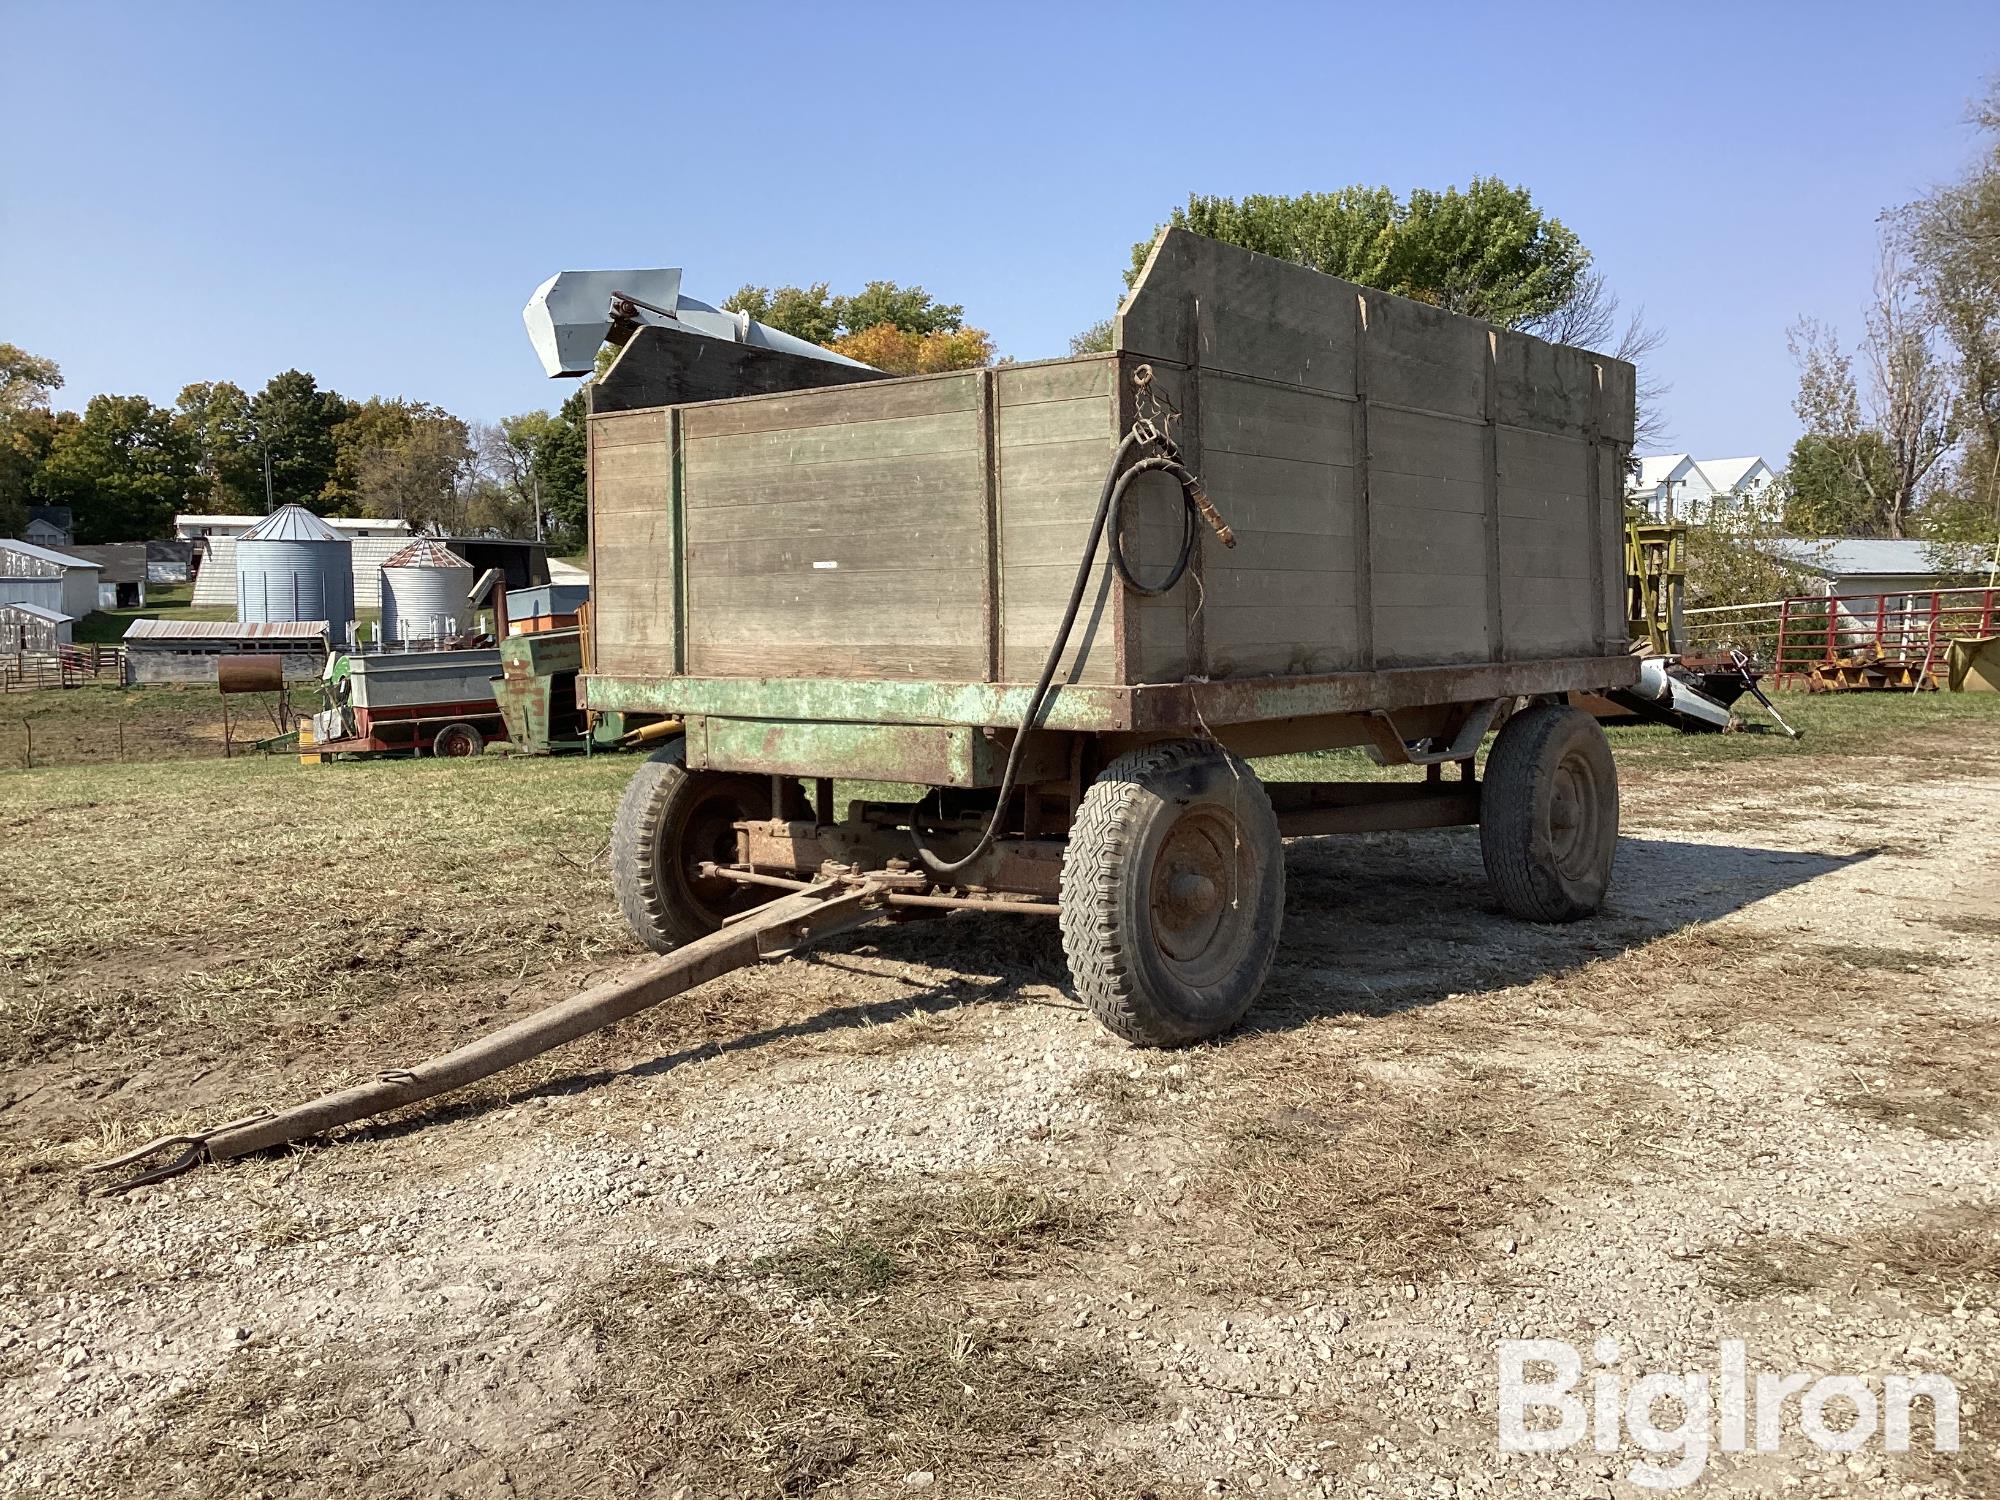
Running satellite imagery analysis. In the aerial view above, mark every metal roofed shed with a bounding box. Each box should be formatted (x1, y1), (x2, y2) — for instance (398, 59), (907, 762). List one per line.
(123, 618), (332, 684)
(380, 537), (475, 643)
(236, 505), (355, 640)
(1, 538), (102, 621)
(1, 601), (75, 652)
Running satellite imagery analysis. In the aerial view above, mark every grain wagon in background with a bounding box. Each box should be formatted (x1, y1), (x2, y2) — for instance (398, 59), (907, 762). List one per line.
(576, 229), (1640, 1046)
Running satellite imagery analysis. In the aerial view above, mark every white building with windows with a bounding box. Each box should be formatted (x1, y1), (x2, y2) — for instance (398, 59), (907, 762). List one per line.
(1630, 455), (1779, 526)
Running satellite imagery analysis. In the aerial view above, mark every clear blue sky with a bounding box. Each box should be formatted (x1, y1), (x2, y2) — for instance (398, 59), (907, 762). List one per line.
(4, 1), (1993, 462)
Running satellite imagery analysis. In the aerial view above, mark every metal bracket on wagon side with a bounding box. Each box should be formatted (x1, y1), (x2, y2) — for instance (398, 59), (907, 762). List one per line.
(1361, 698), (1503, 767)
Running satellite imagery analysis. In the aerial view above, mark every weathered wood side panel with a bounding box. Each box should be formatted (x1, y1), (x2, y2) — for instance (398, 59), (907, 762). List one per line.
(589, 409), (675, 679)
(1186, 371), (1362, 678)
(995, 358), (1120, 684)
(1117, 230), (1632, 679)
(680, 373), (988, 680)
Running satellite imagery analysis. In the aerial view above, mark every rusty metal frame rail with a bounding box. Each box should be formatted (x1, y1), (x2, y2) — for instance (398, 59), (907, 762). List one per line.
(87, 880), (888, 1194)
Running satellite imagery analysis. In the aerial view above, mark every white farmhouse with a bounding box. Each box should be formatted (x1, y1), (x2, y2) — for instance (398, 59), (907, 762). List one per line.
(1630, 455), (1779, 526)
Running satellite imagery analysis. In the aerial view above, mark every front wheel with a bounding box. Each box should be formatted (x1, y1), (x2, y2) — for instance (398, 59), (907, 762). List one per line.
(1480, 703), (1619, 922)
(611, 742), (804, 952)
(1060, 740), (1284, 1047)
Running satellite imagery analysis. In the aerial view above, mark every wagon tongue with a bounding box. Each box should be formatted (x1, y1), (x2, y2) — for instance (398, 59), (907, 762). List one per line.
(84, 879), (890, 1194)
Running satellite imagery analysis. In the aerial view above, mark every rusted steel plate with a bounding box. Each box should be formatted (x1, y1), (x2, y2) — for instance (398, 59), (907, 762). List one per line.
(737, 819), (1066, 900)
(1266, 782), (1481, 837)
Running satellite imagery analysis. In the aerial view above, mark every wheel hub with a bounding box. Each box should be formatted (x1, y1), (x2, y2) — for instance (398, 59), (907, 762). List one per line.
(1547, 756), (1599, 879)
(1150, 813), (1238, 965)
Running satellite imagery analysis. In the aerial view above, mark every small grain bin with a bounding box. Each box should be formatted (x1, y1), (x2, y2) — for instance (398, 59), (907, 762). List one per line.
(237, 505), (355, 640)
(379, 537), (475, 642)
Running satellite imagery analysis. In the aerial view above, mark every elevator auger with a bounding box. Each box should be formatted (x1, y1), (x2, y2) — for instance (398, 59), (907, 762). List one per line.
(86, 879), (892, 1194)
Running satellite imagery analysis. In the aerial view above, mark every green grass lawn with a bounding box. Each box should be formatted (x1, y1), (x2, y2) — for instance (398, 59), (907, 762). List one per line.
(70, 581), (233, 644)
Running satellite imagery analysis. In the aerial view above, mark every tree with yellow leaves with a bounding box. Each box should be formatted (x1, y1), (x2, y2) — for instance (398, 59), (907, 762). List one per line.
(725, 280), (995, 373)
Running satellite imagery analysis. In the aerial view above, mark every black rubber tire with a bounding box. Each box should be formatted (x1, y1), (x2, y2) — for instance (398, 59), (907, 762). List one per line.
(1060, 740), (1284, 1047)
(611, 742), (804, 953)
(432, 722), (484, 758)
(1480, 703), (1619, 923)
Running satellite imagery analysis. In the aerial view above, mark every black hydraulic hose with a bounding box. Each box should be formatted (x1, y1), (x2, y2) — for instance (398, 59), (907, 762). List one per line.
(913, 430), (1209, 878)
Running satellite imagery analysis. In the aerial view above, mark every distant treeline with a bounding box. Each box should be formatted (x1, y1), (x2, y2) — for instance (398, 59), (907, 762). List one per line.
(0, 350), (586, 547)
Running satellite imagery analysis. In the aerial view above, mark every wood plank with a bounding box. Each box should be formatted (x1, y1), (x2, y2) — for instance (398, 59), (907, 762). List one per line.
(685, 410), (980, 475)
(589, 409), (668, 447)
(1200, 375), (1355, 465)
(681, 449), (983, 514)
(999, 396), (1112, 448)
(1372, 602), (1491, 666)
(1366, 407), (1487, 483)
(996, 358), (1113, 406)
(1371, 568), (1492, 610)
(681, 371), (979, 439)
(688, 527), (986, 579)
(590, 443), (670, 487)
(1118, 230), (1358, 394)
(1197, 450), (1356, 535)
(1357, 291), (1487, 419)
(1492, 330), (1596, 435)
(1500, 578), (1597, 656)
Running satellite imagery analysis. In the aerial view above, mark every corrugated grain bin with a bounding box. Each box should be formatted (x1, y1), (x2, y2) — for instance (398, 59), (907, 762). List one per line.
(380, 538), (474, 641)
(237, 505), (354, 637)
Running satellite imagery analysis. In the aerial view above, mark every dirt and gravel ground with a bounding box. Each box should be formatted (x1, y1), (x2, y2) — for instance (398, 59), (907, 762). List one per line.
(1, 696), (1996, 1498)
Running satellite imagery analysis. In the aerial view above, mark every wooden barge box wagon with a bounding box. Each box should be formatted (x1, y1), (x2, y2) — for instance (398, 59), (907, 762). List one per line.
(581, 230), (1640, 1045)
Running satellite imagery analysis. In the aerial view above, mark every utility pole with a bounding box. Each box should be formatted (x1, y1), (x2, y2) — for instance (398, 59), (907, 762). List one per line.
(531, 472), (543, 542)
(262, 447), (275, 514)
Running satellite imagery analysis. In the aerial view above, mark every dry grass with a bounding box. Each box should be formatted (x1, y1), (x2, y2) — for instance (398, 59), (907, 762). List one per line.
(1705, 1204), (2000, 1313)
(0, 755), (639, 1132)
(1189, 1035), (1666, 1287)
(104, 1342), (425, 1500)
(565, 1185), (1160, 1497)
(1827, 1014), (2000, 1140)
(756, 1184), (1108, 1300)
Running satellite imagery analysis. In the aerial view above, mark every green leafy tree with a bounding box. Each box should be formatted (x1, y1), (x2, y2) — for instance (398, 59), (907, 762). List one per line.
(1068, 318), (1114, 356)
(335, 400), (472, 529)
(1786, 281), (1952, 541)
(831, 282), (964, 338)
(723, 282), (840, 346)
(534, 388), (589, 547)
(248, 369), (352, 512)
(327, 396), (419, 512)
(1780, 431), (1899, 536)
(0, 343), (62, 413)
(1126, 180), (1588, 329)
(0, 407), (77, 536)
(36, 394), (198, 541)
(724, 280), (968, 345)
(173, 380), (262, 511)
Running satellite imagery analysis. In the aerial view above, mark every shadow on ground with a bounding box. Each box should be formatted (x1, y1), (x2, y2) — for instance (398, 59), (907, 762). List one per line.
(495, 830), (1869, 1101)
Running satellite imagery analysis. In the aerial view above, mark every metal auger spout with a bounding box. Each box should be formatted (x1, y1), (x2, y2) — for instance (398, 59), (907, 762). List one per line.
(87, 880), (888, 1194)
(522, 267), (877, 379)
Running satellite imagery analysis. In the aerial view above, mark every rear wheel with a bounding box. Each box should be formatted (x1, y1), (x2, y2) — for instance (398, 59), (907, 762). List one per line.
(1060, 740), (1284, 1047)
(1480, 703), (1619, 922)
(612, 742), (803, 952)
(432, 721), (484, 758)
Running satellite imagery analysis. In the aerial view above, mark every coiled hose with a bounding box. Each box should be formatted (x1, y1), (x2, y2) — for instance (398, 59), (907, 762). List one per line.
(913, 423), (1221, 877)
